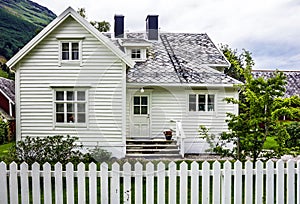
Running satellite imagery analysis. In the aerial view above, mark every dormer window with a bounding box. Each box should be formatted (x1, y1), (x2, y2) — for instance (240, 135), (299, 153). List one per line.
(131, 49), (141, 59)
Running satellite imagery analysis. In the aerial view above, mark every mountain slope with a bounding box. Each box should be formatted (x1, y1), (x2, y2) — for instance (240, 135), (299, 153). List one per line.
(0, 0), (56, 59)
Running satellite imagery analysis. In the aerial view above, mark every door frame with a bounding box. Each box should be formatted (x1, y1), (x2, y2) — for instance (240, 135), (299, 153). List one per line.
(129, 90), (152, 138)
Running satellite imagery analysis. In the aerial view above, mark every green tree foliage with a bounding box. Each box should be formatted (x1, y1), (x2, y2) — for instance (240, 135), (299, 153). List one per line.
(0, 119), (8, 144)
(77, 8), (111, 32)
(213, 69), (300, 162)
(220, 44), (254, 82)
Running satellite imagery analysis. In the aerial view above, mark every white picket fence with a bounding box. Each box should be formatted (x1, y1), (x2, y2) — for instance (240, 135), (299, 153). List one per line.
(0, 160), (299, 204)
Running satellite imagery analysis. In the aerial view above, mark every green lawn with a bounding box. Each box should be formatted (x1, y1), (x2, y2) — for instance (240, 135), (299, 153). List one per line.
(0, 142), (14, 159)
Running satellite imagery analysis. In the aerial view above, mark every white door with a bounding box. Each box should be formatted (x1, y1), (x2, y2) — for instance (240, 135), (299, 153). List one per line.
(131, 95), (150, 138)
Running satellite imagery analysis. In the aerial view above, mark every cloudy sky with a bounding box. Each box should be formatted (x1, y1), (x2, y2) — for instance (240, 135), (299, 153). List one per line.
(36, 0), (300, 71)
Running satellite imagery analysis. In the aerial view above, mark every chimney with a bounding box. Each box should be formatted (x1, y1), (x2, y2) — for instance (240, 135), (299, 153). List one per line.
(114, 15), (124, 38)
(146, 15), (159, 40)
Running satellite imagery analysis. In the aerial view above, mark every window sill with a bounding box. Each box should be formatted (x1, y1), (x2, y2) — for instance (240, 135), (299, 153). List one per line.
(59, 60), (82, 66)
(55, 123), (87, 128)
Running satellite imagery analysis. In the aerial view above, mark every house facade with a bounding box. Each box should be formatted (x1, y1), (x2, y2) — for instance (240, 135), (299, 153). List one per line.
(7, 7), (240, 158)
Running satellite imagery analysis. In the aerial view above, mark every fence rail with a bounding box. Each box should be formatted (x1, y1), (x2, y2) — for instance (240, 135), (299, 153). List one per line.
(0, 160), (299, 204)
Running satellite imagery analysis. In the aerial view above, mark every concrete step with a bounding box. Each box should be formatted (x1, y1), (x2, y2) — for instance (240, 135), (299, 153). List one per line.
(126, 153), (182, 158)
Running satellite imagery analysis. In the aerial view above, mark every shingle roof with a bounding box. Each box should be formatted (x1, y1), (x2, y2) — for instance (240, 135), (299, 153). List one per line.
(0, 77), (15, 102)
(252, 70), (300, 97)
(106, 32), (241, 85)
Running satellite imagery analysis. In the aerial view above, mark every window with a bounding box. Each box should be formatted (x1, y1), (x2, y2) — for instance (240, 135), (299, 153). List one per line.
(61, 42), (80, 61)
(131, 49), (141, 59)
(133, 96), (148, 115)
(189, 94), (215, 112)
(54, 90), (87, 124)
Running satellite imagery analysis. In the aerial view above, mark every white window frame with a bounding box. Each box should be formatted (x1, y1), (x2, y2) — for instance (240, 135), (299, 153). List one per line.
(131, 48), (141, 59)
(58, 40), (82, 66)
(188, 93), (216, 112)
(53, 88), (88, 127)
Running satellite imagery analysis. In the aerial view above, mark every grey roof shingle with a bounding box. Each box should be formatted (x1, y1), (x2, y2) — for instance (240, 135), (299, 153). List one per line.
(0, 77), (15, 102)
(252, 70), (300, 97)
(114, 32), (240, 85)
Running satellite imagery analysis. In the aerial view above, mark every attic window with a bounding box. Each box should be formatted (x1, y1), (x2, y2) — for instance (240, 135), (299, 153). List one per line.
(61, 42), (79, 60)
(131, 49), (141, 59)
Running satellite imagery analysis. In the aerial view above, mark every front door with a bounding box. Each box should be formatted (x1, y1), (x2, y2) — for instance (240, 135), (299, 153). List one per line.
(131, 95), (150, 138)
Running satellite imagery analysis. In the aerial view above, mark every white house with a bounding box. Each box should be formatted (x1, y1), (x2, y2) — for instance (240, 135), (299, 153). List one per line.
(7, 7), (241, 158)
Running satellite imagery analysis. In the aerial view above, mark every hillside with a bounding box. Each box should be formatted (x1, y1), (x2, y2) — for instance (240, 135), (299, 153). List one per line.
(0, 0), (56, 60)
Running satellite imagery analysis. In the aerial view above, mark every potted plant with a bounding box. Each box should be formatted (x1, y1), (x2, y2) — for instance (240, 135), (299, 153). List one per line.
(163, 130), (173, 140)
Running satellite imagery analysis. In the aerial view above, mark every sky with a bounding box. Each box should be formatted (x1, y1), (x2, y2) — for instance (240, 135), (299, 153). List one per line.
(35, 0), (300, 71)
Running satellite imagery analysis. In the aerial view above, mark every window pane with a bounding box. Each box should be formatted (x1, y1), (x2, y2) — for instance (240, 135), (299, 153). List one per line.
(56, 91), (64, 101)
(189, 94), (196, 111)
(56, 113), (64, 122)
(141, 106), (147, 114)
(134, 97), (140, 105)
(56, 103), (64, 112)
(141, 97), (147, 105)
(67, 103), (74, 112)
(208, 95), (215, 111)
(77, 91), (85, 101)
(72, 43), (79, 60)
(134, 106), (140, 114)
(62, 43), (69, 60)
(198, 95), (206, 111)
(67, 91), (74, 101)
(67, 114), (74, 123)
(78, 103), (85, 112)
(77, 113), (85, 123)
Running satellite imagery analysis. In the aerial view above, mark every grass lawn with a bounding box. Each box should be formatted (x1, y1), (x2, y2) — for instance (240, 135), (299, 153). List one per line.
(0, 142), (14, 158)
(263, 136), (279, 150)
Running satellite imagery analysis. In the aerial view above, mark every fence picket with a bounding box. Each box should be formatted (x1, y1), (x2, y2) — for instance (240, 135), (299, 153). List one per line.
(202, 161), (210, 204)
(223, 161), (231, 204)
(77, 163), (86, 204)
(111, 163), (120, 204)
(234, 161), (242, 204)
(276, 160), (284, 204)
(123, 162), (131, 204)
(66, 163), (74, 204)
(266, 160), (274, 204)
(89, 163), (97, 204)
(146, 162), (154, 204)
(54, 162), (63, 204)
(255, 160), (263, 204)
(100, 162), (109, 204)
(20, 162), (29, 204)
(157, 162), (165, 204)
(180, 162), (188, 204)
(135, 162), (143, 204)
(0, 162), (8, 204)
(212, 161), (221, 204)
(43, 163), (52, 204)
(287, 160), (295, 204)
(169, 161), (177, 204)
(191, 161), (199, 204)
(32, 163), (41, 204)
(245, 161), (253, 204)
(9, 162), (18, 204)
(297, 160), (300, 204)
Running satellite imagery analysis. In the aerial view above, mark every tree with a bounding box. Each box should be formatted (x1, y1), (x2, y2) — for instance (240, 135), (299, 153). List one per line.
(77, 8), (111, 32)
(213, 69), (300, 162)
(220, 44), (254, 83)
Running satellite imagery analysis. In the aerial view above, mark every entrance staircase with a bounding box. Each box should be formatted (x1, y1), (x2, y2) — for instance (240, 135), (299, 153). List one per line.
(126, 138), (181, 158)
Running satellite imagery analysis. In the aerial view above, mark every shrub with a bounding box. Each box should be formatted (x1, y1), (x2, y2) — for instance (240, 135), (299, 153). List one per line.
(88, 146), (112, 163)
(15, 135), (89, 165)
(0, 119), (8, 144)
(285, 122), (300, 153)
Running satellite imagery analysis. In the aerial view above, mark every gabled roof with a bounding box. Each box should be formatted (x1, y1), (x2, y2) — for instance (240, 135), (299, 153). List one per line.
(6, 7), (135, 68)
(0, 77), (15, 103)
(108, 32), (239, 85)
(252, 70), (300, 97)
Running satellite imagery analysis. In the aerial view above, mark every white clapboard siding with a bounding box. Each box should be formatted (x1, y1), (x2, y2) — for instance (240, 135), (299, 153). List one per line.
(126, 86), (237, 153)
(17, 16), (125, 157)
(0, 160), (299, 204)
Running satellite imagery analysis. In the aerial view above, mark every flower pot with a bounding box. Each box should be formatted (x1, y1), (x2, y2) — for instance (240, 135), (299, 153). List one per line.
(163, 130), (173, 140)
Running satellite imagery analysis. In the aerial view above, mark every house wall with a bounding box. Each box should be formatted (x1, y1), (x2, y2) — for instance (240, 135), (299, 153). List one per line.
(0, 92), (9, 115)
(16, 16), (126, 158)
(126, 86), (238, 154)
